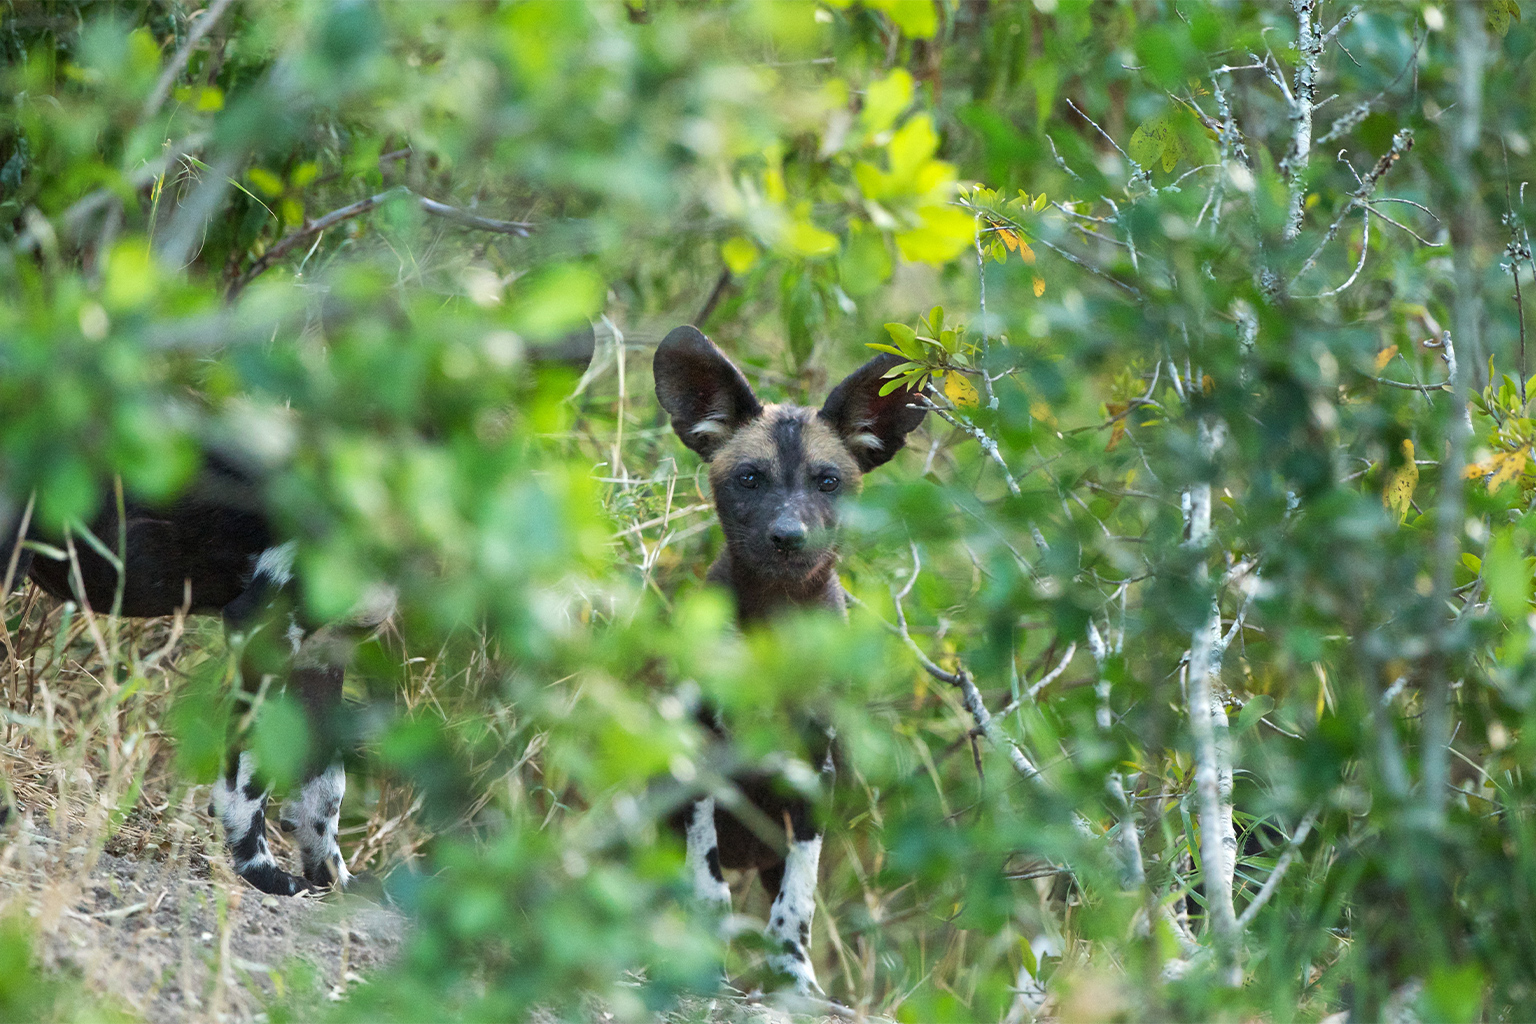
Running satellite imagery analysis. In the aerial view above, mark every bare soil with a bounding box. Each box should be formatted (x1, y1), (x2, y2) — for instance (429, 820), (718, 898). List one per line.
(1, 804), (404, 1023)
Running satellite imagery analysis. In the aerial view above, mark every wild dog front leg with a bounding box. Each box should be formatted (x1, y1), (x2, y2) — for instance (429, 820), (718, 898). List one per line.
(684, 796), (732, 911)
(279, 761), (351, 888)
(210, 751), (312, 895)
(280, 662), (351, 888)
(763, 832), (824, 996)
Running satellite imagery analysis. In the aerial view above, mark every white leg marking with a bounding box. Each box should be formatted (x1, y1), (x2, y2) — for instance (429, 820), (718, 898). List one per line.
(253, 540), (298, 587)
(210, 751), (278, 877)
(766, 834), (824, 996)
(280, 762), (351, 888)
(684, 797), (731, 910)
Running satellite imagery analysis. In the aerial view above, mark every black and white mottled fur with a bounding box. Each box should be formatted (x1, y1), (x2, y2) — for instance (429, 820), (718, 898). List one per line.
(1, 457), (360, 896)
(654, 324), (925, 995)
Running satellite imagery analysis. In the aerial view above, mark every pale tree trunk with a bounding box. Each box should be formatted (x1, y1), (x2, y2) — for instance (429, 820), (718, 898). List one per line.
(1423, 0), (1486, 829)
(1185, 418), (1241, 986)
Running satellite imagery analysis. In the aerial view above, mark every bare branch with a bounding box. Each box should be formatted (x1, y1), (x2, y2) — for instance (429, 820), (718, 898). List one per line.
(228, 187), (532, 300)
(1362, 202), (1444, 247)
(143, 0), (237, 122)
(1290, 130), (1414, 290)
(1281, 0), (1323, 243)
(1319, 4), (1363, 47)
(1046, 134), (1083, 182)
(1293, 207), (1370, 299)
(921, 394), (1022, 496)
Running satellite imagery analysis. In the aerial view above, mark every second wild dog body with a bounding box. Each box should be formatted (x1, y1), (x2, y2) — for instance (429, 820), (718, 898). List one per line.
(1, 454), (369, 896)
(653, 324), (925, 995)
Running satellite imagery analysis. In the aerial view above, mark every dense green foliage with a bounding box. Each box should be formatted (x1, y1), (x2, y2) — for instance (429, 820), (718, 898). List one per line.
(6, 1), (1536, 1020)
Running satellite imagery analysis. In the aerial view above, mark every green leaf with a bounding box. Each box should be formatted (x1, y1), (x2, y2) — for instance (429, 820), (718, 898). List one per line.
(247, 166), (285, 197)
(885, 322), (922, 359)
(722, 235), (760, 274)
(1425, 962), (1484, 1023)
(861, 69), (914, 135)
(868, 0), (938, 39)
(1235, 695), (1275, 734)
(1488, 0), (1519, 37)
(1485, 528), (1531, 620)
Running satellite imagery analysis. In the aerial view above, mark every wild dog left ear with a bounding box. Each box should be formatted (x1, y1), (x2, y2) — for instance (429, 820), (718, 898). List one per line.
(818, 353), (928, 472)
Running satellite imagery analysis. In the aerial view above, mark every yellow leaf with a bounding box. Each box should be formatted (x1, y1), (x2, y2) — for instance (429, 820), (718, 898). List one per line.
(1105, 402), (1128, 452)
(1033, 276), (1045, 298)
(1019, 240), (1036, 265)
(943, 372), (979, 408)
(1488, 447), (1529, 491)
(1374, 345), (1400, 372)
(1382, 439), (1418, 522)
(997, 229), (1020, 252)
(1202, 375), (1214, 396)
(721, 236), (759, 274)
(1030, 401), (1056, 427)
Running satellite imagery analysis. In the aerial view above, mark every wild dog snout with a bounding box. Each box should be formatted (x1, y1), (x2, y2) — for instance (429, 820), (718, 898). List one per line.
(769, 513), (808, 552)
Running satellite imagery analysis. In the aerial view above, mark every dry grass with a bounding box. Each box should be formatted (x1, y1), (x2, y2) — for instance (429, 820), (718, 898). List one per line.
(0, 588), (407, 1023)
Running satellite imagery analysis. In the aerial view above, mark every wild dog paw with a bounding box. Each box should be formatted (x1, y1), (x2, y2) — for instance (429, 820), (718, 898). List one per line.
(301, 849), (352, 890)
(768, 943), (824, 997)
(240, 861), (319, 897)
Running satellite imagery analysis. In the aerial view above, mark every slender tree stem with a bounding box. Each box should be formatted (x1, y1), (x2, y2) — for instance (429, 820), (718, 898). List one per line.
(1184, 419), (1241, 985)
(1282, 0), (1321, 242)
(1424, 2), (1487, 830)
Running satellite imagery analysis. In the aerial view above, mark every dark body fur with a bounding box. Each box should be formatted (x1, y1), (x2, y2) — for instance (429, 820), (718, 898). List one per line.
(654, 324), (925, 991)
(1, 455), (345, 896)
(7, 454), (274, 621)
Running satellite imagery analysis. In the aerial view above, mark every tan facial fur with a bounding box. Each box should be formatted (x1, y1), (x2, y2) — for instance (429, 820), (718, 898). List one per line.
(708, 405), (862, 492)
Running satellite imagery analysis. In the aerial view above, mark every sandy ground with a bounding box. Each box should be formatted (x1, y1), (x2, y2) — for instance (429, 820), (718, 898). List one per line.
(1, 800), (404, 1023)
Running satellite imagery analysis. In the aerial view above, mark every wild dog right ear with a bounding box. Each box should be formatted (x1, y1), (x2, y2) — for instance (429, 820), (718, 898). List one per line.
(818, 352), (928, 472)
(654, 326), (763, 460)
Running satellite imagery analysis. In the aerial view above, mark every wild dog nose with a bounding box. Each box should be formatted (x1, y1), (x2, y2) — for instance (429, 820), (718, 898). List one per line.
(769, 517), (808, 552)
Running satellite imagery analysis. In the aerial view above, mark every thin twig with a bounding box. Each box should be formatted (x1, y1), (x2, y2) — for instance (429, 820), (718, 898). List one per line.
(1290, 130), (1414, 290)
(695, 268), (732, 326)
(228, 187), (533, 300)
(1235, 806), (1321, 929)
(1294, 207), (1370, 299)
(142, 0), (237, 122)
(1361, 201), (1443, 247)
(921, 395), (1021, 496)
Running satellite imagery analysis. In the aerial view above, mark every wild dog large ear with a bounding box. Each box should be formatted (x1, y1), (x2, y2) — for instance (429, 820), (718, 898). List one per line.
(654, 325), (764, 461)
(818, 353), (928, 472)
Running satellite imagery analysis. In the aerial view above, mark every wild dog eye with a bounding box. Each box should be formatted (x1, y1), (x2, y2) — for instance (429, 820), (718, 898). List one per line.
(737, 470), (760, 489)
(818, 474), (840, 493)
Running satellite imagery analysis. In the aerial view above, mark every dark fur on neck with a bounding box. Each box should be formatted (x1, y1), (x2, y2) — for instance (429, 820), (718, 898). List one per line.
(706, 547), (847, 625)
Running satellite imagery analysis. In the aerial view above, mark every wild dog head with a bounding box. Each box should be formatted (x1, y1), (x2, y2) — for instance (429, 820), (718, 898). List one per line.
(654, 325), (926, 591)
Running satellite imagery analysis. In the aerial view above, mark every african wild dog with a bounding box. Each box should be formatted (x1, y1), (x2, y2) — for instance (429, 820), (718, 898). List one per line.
(653, 324), (926, 995)
(1, 453), (376, 896)
(0, 324), (597, 893)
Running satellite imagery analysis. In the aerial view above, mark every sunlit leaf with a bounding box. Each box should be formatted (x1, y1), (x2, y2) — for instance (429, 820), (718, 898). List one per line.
(722, 235), (760, 274)
(1382, 439), (1418, 522)
(248, 167), (285, 197)
(943, 372), (979, 408)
